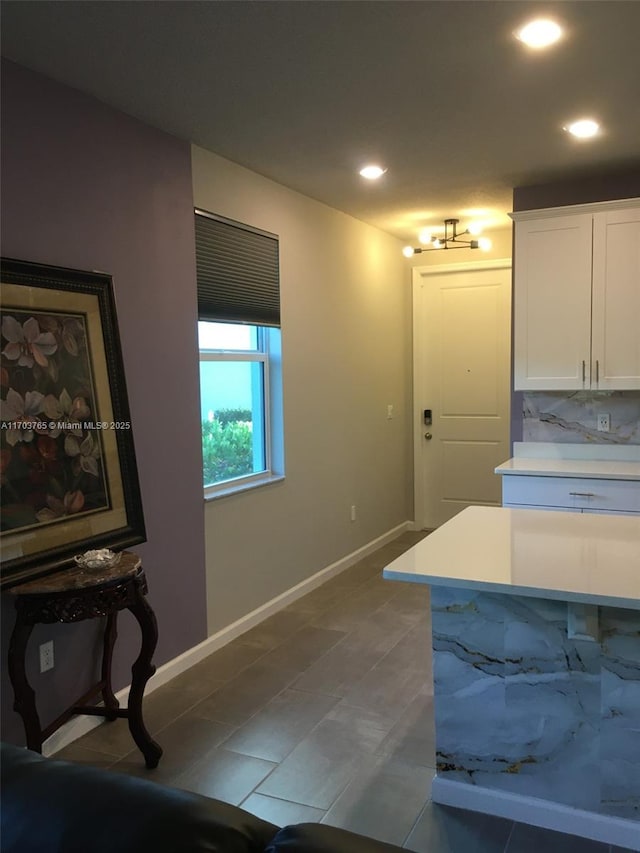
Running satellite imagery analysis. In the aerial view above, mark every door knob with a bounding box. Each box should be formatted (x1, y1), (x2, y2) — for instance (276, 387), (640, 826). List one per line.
(424, 432), (432, 440)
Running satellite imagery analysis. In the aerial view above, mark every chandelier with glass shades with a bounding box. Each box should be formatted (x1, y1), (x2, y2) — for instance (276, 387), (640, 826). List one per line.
(403, 219), (492, 256)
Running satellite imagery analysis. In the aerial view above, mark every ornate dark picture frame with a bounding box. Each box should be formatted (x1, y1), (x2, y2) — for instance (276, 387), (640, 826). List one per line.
(1, 258), (146, 588)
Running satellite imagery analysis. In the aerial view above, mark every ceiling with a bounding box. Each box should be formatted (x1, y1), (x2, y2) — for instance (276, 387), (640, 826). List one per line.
(2, 1), (640, 242)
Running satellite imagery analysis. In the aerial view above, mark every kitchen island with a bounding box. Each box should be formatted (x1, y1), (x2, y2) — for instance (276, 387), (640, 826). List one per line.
(383, 506), (640, 849)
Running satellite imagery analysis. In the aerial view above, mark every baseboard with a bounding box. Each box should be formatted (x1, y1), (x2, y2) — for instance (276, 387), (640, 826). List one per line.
(432, 777), (640, 851)
(46, 520), (412, 756)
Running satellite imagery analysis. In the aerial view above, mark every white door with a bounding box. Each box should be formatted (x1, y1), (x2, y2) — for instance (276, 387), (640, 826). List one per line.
(414, 262), (512, 529)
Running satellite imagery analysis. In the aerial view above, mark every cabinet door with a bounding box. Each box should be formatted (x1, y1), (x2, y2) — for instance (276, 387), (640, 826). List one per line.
(514, 214), (592, 390)
(592, 207), (640, 390)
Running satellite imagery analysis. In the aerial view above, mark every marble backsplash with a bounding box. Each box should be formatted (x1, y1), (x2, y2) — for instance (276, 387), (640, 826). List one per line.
(522, 391), (640, 444)
(432, 586), (640, 822)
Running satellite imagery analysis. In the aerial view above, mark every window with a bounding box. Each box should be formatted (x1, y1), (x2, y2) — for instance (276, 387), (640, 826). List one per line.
(195, 210), (283, 497)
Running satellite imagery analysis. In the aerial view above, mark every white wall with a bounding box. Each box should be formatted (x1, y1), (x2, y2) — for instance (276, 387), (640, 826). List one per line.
(191, 146), (413, 635)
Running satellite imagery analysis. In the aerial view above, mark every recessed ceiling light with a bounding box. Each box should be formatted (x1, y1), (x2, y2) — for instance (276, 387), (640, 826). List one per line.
(515, 18), (563, 49)
(359, 165), (387, 180)
(564, 118), (601, 139)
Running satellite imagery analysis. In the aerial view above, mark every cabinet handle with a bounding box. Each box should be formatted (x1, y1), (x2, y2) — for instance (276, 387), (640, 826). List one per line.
(569, 492), (595, 498)
(595, 360), (599, 385)
(582, 360), (586, 385)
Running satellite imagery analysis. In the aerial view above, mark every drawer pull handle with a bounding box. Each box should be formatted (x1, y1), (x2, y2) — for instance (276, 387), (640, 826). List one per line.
(569, 492), (595, 498)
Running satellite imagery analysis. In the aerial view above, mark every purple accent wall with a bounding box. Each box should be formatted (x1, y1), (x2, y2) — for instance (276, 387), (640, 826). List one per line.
(1, 60), (207, 744)
(513, 168), (640, 211)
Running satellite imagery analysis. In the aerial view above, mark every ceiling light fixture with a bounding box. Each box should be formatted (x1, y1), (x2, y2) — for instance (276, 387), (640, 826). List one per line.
(564, 118), (600, 139)
(359, 165), (387, 180)
(515, 18), (563, 49)
(402, 219), (492, 256)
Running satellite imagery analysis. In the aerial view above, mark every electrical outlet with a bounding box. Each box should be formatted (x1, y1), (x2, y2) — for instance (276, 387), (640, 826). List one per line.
(387, 404), (394, 419)
(597, 413), (610, 433)
(39, 641), (54, 673)
(350, 505), (357, 522)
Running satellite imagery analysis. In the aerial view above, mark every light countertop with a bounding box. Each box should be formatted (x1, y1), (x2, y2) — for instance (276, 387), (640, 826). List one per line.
(495, 457), (640, 480)
(495, 442), (640, 480)
(383, 506), (640, 610)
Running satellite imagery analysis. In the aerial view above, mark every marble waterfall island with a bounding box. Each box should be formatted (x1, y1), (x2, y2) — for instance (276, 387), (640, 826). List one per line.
(383, 506), (640, 850)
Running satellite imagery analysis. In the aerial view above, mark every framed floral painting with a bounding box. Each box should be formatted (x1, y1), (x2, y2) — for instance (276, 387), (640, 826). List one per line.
(0, 258), (146, 588)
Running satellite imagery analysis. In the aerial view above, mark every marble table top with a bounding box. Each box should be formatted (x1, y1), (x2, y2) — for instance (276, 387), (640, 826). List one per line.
(8, 552), (141, 595)
(383, 506), (640, 610)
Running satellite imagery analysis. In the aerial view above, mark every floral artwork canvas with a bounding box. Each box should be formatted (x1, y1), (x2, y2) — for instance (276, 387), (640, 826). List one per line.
(0, 258), (145, 588)
(1, 308), (110, 535)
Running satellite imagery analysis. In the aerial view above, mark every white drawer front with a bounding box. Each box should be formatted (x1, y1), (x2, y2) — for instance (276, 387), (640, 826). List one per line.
(502, 475), (640, 513)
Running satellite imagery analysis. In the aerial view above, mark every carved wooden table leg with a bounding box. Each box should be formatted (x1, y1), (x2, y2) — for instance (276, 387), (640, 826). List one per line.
(100, 613), (120, 720)
(127, 589), (163, 769)
(9, 551), (162, 768)
(8, 611), (42, 753)
(7, 554), (161, 766)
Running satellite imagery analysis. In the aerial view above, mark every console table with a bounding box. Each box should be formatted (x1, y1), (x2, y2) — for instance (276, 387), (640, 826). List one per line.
(7, 552), (163, 768)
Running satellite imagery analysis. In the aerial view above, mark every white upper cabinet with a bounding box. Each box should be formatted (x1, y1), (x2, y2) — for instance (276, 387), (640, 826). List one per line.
(512, 200), (640, 391)
(592, 207), (640, 389)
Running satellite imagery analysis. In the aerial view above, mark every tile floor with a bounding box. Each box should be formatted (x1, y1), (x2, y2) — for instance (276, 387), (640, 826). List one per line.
(56, 532), (633, 852)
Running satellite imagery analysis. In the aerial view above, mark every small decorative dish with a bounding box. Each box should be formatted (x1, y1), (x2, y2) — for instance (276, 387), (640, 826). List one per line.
(74, 549), (121, 571)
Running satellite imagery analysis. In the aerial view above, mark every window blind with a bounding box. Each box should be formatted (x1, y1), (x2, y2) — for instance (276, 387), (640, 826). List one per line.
(195, 210), (280, 327)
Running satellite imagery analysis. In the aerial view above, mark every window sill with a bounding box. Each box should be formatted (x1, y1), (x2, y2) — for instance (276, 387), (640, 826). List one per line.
(203, 473), (285, 502)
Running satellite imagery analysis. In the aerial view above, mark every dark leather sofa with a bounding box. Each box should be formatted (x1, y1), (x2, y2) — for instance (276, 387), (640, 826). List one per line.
(1, 742), (415, 852)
